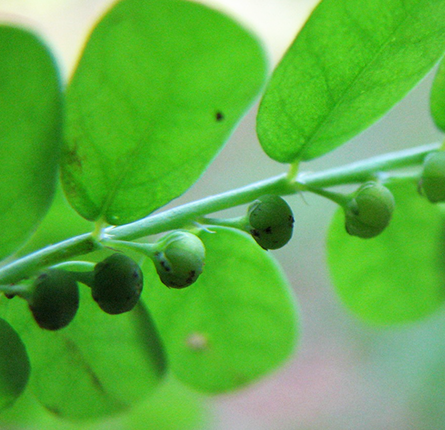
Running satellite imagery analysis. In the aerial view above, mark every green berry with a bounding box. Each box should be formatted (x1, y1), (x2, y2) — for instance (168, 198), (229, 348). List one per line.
(29, 269), (79, 331)
(154, 231), (205, 289)
(248, 195), (294, 250)
(92, 253), (143, 315)
(344, 182), (395, 239)
(0, 318), (30, 409)
(420, 151), (445, 203)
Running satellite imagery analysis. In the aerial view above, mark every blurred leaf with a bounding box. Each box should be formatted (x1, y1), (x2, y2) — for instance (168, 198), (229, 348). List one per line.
(257, 0), (445, 163)
(0, 376), (209, 430)
(327, 182), (445, 324)
(143, 227), (298, 393)
(0, 288), (166, 420)
(0, 25), (62, 259)
(17, 186), (94, 257)
(62, 0), (267, 225)
(0, 317), (30, 411)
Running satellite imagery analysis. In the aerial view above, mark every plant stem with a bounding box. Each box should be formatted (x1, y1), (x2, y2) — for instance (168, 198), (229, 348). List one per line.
(0, 143), (438, 285)
(299, 142), (438, 187)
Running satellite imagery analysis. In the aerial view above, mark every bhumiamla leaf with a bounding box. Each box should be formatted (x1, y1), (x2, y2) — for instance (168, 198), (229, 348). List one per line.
(0, 25), (62, 259)
(143, 227), (298, 393)
(257, 0), (445, 163)
(62, 0), (267, 225)
(0, 287), (166, 420)
(327, 182), (445, 325)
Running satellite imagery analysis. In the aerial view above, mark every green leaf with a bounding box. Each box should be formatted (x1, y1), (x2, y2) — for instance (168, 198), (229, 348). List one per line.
(62, 0), (267, 225)
(1, 288), (166, 420)
(17, 186), (94, 257)
(0, 318), (30, 411)
(143, 227), (298, 393)
(431, 58), (445, 131)
(0, 376), (209, 430)
(327, 182), (445, 325)
(0, 26), (62, 259)
(257, 0), (445, 163)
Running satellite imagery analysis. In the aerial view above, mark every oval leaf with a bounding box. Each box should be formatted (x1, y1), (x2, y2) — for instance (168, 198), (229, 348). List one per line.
(1, 288), (166, 420)
(62, 0), (267, 225)
(0, 318), (30, 411)
(0, 376), (208, 430)
(327, 182), (445, 324)
(0, 25), (62, 259)
(257, 0), (445, 163)
(143, 227), (298, 393)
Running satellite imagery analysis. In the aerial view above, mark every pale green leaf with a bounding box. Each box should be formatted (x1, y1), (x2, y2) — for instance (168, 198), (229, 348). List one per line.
(257, 0), (445, 162)
(327, 182), (445, 324)
(0, 25), (62, 259)
(143, 227), (298, 393)
(0, 288), (166, 420)
(62, 0), (267, 225)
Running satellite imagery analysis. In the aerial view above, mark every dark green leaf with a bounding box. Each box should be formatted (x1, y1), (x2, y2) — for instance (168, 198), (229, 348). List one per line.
(0, 26), (62, 259)
(1, 288), (166, 420)
(0, 318), (30, 411)
(63, 0), (267, 225)
(257, 0), (445, 163)
(143, 227), (298, 393)
(327, 182), (445, 324)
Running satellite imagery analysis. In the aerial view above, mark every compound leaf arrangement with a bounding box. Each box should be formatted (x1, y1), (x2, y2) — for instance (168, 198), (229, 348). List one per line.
(1, 0), (445, 427)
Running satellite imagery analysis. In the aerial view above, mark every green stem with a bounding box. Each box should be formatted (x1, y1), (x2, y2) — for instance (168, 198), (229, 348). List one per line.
(105, 174), (293, 241)
(0, 235), (100, 285)
(299, 142), (438, 187)
(52, 261), (96, 272)
(104, 239), (158, 258)
(301, 184), (350, 208)
(0, 143), (437, 285)
(199, 216), (250, 231)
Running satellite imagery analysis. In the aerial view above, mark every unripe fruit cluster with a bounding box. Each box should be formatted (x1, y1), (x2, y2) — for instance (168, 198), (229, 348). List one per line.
(25, 253), (144, 330)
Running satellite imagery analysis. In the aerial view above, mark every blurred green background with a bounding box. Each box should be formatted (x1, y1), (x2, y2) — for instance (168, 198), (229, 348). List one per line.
(1, 0), (445, 429)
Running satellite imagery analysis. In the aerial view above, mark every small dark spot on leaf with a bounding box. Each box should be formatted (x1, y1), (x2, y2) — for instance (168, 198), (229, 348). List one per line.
(215, 111), (224, 122)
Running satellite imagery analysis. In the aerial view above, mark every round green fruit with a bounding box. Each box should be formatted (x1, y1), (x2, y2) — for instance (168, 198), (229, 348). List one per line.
(154, 231), (205, 289)
(92, 253), (143, 314)
(344, 182), (395, 239)
(29, 269), (79, 331)
(0, 318), (30, 410)
(420, 151), (445, 203)
(248, 194), (294, 250)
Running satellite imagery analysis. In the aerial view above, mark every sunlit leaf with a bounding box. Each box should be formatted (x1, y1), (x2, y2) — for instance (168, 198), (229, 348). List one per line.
(63, 0), (267, 225)
(327, 182), (445, 324)
(257, 0), (445, 162)
(143, 227), (298, 393)
(0, 25), (62, 259)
